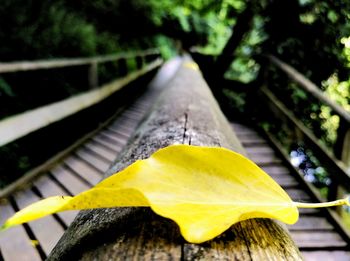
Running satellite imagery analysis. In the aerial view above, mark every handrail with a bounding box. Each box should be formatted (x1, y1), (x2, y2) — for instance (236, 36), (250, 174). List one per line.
(0, 58), (162, 147)
(260, 86), (350, 187)
(259, 54), (350, 214)
(267, 54), (350, 125)
(0, 49), (159, 73)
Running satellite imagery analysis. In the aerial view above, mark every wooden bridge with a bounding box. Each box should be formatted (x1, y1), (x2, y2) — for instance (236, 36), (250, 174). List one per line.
(0, 49), (349, 260)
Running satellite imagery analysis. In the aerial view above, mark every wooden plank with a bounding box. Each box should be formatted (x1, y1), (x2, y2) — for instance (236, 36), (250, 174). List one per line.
(33, 176), (78, 226)
(241, 140), (268, 147)
(0, 59), (162, 147)
(238, 136), (267, 144)
(235, 132), (264, 139)
(230, 127), (257, 135)
(230, 122), (256, 130)
(111, 118), (139, 129)
(245, 146), (275, 154)
(291, 231), (347, 249)
(247, 150), (277, 157)
(98, 131), (128, 146)
(262, 165), (290, 175)
(92, 135), (122, 153)
(14, 190), (65, 256)
(83, 142), (117, 162)
(50, 166), (90, 195)
(298, 208), (321, 215)
(285, 188), (310, 201)
(301, 250), (350, 261)
(288, 216), (333, 231)
(249, 154), (282, 165)
(89, 139), (120, 154)
(271, 175), (299, 187)
(107, 126), (134, 138)
(116, 113), (143, 122)
(0, 203), (41, 261)
(121, 110), (144, 118)
(64, 156), (102, 185)
(104, 128), (132, 141)
(75, 149), (111, 173)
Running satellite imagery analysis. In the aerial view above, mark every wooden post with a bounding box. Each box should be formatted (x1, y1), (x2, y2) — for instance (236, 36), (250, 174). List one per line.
(48, 56), (302, 260)
(136, 56), (143, 69)
(335, 119), (350, 168)
(118, 58), (128, 76)
(88, 61), (98, 89)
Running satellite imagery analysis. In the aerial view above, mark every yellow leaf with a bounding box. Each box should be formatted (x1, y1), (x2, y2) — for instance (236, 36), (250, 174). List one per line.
(1, 145), (299, 243)
(30, 240), (39, 247)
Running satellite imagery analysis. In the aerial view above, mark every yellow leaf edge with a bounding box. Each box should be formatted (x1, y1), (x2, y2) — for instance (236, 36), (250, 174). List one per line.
(1, 145), (349, 244)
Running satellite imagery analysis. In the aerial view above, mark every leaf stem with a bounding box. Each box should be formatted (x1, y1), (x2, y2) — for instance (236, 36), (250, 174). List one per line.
(294, 197), (350, 208)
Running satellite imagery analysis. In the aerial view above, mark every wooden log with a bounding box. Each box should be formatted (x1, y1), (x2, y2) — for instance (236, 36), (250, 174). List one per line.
(48, 56), (302, 260)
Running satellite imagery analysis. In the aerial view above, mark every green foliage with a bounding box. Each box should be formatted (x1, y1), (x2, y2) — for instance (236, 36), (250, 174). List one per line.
(0, 78), (14, 97)
(154, 35), (177, 60)
(222, 89), (246, 113)
(263, 0), (350, 84)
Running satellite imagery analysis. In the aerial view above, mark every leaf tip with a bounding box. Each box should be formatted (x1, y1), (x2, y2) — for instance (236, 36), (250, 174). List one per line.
(0, 223), (10, 232)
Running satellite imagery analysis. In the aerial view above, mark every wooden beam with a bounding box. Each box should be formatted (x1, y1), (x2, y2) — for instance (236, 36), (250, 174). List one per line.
(47, 56), (302, 260)
(0, 59), (162, 147)
(88, 61), (98, 89)
(0, 49), (159, 73)
(267, 55), (350, 125)
(260, 86), (350, 188)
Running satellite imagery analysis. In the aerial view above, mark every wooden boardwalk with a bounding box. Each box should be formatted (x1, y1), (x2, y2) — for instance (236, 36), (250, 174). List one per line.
(0, 92), (349, 259)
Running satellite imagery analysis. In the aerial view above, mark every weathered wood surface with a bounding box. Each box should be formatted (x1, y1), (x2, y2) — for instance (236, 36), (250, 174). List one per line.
(48, 56), (301, 260)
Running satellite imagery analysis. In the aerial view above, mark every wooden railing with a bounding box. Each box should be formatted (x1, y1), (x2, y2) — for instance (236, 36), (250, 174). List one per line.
(267, 55), (350, 167)
(260, 55), (350, 190)
(257, 54), (350, 241)
(0, 49), (162, 147)
(0, 49), (159, 73)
